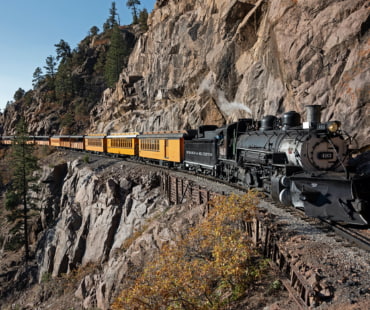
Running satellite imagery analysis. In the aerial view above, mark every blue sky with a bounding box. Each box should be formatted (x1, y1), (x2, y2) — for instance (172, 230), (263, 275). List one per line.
(0, 0), (156, 112)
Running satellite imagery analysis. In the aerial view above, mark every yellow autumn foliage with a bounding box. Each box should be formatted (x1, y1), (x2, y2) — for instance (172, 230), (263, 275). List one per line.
(112, 191), (265, 310)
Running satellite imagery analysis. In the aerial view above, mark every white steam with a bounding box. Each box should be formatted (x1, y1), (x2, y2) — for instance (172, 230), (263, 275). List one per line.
(198, 74), (252, 117)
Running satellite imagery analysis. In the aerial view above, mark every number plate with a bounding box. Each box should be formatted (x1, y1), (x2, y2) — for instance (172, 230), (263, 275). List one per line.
(318, 152), (333, 159)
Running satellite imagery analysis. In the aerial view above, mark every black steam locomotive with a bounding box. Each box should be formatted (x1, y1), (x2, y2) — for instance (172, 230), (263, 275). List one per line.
(184, 105), (370, 225)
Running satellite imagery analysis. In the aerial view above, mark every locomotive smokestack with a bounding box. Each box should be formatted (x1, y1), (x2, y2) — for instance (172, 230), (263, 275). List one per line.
(305, 105), (321, 128)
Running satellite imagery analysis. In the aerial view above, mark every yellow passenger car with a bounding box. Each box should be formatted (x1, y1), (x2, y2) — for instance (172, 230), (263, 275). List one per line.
(34, 136), (50, 146)
(84, 134), (107, 153)
(1, 136), (14, 145)
(59, 136), (72, 148)
(54, 135), (85, 150)
(106, 132), (139, 156)
(69, 136), (85, 150)
(138, 131), (196, 164)
(50, 136), (62, 147)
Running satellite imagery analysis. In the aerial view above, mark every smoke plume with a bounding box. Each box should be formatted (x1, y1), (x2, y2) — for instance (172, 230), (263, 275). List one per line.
(198, 75), (252, 116)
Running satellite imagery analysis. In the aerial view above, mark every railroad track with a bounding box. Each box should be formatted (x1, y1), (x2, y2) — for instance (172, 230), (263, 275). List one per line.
(263, 195), (370, 252)
(179, 168), (370, 252)
(322, 221), (370, 252)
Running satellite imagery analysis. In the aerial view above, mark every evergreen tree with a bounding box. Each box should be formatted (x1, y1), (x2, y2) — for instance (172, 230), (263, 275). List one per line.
(89, 26), (100, 36)
(43, 56), (57, 100)
(5, 119), (39, 261)
(55, 39), (71, 64)
(104, 25), (129, 88)
(103, 21), (111, 33)
(32, 67), (44, 88)
(126, 0), (141, 24)
(138, 8), (149, 31)
(55, 62), (74, 102)
(44, 55), (57, 78)
(104, 1), (119, 31)
(13, 88), (25, 101)
(109, 2), (119, 26)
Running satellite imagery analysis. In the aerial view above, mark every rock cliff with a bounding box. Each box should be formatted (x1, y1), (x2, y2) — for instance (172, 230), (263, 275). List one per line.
(1, 0), (369, 146)
(17, 154), (206, 309)
(90, 0), (369, 145)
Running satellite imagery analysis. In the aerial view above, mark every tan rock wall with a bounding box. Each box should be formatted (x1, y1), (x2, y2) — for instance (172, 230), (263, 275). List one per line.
(90, 0), (369, 145)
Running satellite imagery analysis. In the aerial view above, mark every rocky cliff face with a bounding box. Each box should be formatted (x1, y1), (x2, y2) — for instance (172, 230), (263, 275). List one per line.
(1, 0), (368, 145)
(90, 0), (369, 146)
(14, 155), (206, 309)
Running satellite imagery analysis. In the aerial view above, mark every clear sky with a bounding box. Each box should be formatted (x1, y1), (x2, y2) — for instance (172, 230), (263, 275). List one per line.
(0, 0), (156, 112)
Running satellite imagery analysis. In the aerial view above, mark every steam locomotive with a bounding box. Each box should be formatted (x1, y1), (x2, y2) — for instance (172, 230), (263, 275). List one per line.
(184, 105), (370, 225)
(1, 105), (369, 225)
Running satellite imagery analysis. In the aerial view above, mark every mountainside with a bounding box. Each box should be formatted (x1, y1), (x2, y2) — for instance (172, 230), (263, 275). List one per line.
(92, 0), (370, 145)
(1, 2), (370, 309)
(0, 0), (369, 146)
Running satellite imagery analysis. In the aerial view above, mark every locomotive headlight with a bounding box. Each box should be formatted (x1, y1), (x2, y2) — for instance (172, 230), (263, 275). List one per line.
(327, 121), (340, 133)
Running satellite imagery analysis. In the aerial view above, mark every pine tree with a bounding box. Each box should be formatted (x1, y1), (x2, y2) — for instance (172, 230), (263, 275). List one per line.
(104, 25), (129, 88)
(126, 0), (141, 24)
(5, 119), (39, 261)
(43, 55), (57, 98)
(109, 2), (119, 27)
(104, 1), (119, 31)
(55, 58), (76, 103)
(32, 67), (44, 88)
(89, 26), (100, 36)
(55, 39), (71, 64)
(13, 88), (25, 101)
(138, 8), (149, 31)
(44, 55), (57, 78)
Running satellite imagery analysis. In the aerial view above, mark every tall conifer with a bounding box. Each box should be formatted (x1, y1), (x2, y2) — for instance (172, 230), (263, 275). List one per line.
(126, 0), (141, 24)
(104, 25), (129, 88)
(5, 119), (39, 261)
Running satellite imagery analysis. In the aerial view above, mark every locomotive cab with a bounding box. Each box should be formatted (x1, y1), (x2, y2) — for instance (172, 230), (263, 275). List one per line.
(219, 119), (255, 160)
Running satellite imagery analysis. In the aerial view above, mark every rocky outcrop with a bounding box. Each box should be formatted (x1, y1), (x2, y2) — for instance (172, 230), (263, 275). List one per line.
(29, 156), (207, 309)
(37, 159), (155, 274)
(75, 196), (206, 310)
(90, 0), (369, 146)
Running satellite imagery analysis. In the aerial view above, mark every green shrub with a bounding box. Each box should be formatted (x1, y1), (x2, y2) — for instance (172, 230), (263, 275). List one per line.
(82, 155), (90, 163)
(4, 233), (24, 251)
